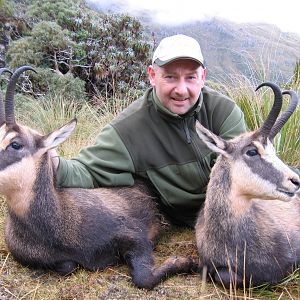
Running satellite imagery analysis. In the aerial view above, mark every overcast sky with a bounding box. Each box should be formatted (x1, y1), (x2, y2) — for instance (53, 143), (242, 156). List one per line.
(87, 0), (300, 35)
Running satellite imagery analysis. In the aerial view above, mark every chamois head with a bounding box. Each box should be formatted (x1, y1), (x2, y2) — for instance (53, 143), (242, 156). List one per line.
(0, 66), (76, 197)
(196, 82), (300, 202)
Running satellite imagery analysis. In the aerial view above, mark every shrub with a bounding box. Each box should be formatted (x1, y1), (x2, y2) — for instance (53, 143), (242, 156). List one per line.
(25, 67), (87, 102)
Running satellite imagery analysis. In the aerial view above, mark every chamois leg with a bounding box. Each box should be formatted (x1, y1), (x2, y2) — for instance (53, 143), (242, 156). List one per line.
(151, 256), (197, 283)
(125, 244), (196, 289)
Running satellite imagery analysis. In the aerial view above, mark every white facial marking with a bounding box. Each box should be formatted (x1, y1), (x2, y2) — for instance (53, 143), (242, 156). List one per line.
(0, 130), (17, 150)
(253, 140), (288, 171)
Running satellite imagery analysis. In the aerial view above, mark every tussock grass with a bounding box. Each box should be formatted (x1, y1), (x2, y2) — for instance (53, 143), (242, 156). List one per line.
(207, 76), (300, 166)
(1, 86), (300, 299)
(14, 94), (104, 157)
(239, 87), (300, 166)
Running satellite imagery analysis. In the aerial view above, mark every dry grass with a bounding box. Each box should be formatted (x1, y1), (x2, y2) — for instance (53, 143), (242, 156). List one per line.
(1, 205), (300, 300)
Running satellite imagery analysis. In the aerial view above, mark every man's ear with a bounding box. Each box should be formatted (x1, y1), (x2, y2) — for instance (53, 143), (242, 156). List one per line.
(201, 67), (207, 81)
(148, 65), (156, 87)
(200, 67), (206, 89)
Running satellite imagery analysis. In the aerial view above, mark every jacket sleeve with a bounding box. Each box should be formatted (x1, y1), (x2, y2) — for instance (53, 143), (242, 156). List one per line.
(56, 124), (135, 188)
(219, 104), (247, 139)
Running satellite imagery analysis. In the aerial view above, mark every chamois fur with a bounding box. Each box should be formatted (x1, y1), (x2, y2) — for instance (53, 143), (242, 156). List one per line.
(0, 66), (195, 289)
(195, 82), (300, 288)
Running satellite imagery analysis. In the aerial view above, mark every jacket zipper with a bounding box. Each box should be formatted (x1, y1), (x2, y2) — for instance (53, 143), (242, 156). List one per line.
(182, 118), (192, 144)
(184, 117), (209, 188)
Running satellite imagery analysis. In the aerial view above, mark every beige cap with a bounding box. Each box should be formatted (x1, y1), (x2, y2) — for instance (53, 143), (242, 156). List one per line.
(152, 34), (204, 66)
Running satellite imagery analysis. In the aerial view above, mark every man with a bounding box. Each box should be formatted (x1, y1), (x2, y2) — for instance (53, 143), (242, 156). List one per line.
(55, 34), (247, 227)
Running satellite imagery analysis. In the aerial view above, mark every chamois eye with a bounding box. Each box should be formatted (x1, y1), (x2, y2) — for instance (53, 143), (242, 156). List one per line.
(246, 149), (258, 157)
(10, 142), (23, 150)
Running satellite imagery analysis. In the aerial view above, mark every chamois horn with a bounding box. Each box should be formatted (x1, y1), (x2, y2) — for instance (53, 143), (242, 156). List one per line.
(0, 68), (13, 126)
(255, 82), (283, 138)
(269, 90), (299, 141)
(5, 66), (36, 126)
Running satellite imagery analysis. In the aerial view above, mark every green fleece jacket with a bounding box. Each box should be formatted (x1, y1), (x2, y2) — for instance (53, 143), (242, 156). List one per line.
(57, 86), (247, 226)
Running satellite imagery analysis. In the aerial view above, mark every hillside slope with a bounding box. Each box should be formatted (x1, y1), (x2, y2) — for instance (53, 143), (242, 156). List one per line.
(143, 18), (300, 83)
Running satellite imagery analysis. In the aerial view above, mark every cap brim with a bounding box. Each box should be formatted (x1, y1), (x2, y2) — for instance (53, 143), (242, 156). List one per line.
(154, 57), (204, 67)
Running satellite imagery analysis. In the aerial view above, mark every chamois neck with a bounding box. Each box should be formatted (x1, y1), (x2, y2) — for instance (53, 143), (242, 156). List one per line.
(8, 152), (63, 243)
(7, 152), (57, 218)
(205, 159), (252, 221)
(33, 152), (57, 200)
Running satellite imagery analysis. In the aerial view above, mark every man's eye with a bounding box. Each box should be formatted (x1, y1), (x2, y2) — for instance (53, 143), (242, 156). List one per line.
(246, 149), (258, 156)
(10, 142), (23, 150)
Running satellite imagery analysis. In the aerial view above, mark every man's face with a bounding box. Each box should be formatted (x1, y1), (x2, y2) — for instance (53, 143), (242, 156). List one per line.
(148, 59), (206, 115)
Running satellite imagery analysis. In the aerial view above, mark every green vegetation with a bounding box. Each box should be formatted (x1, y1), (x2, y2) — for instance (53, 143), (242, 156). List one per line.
(2, 0), (151, 100)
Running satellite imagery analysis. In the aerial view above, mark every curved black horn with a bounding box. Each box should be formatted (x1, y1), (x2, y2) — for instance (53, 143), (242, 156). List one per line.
(5, 66), (36, 126)
(0, 68), (13, 126)
(269, 90), (299, 140)
(256, 82), (283, 137)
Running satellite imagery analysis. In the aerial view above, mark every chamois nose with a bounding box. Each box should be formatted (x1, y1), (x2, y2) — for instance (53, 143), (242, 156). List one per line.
(290, 178), (300, 188)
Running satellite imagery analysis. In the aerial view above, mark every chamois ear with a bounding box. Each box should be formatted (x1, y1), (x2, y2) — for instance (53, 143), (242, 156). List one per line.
(195, 121), (230, 157)
(42, 118), (77, 151)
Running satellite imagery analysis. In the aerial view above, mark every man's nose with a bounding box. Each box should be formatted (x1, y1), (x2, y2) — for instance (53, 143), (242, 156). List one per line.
(174, 79), (188, 95)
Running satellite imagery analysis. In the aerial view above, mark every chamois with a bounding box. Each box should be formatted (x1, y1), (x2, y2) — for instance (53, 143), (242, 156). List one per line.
(195, 82), (300, 288)
(0, 66), (195, 289)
